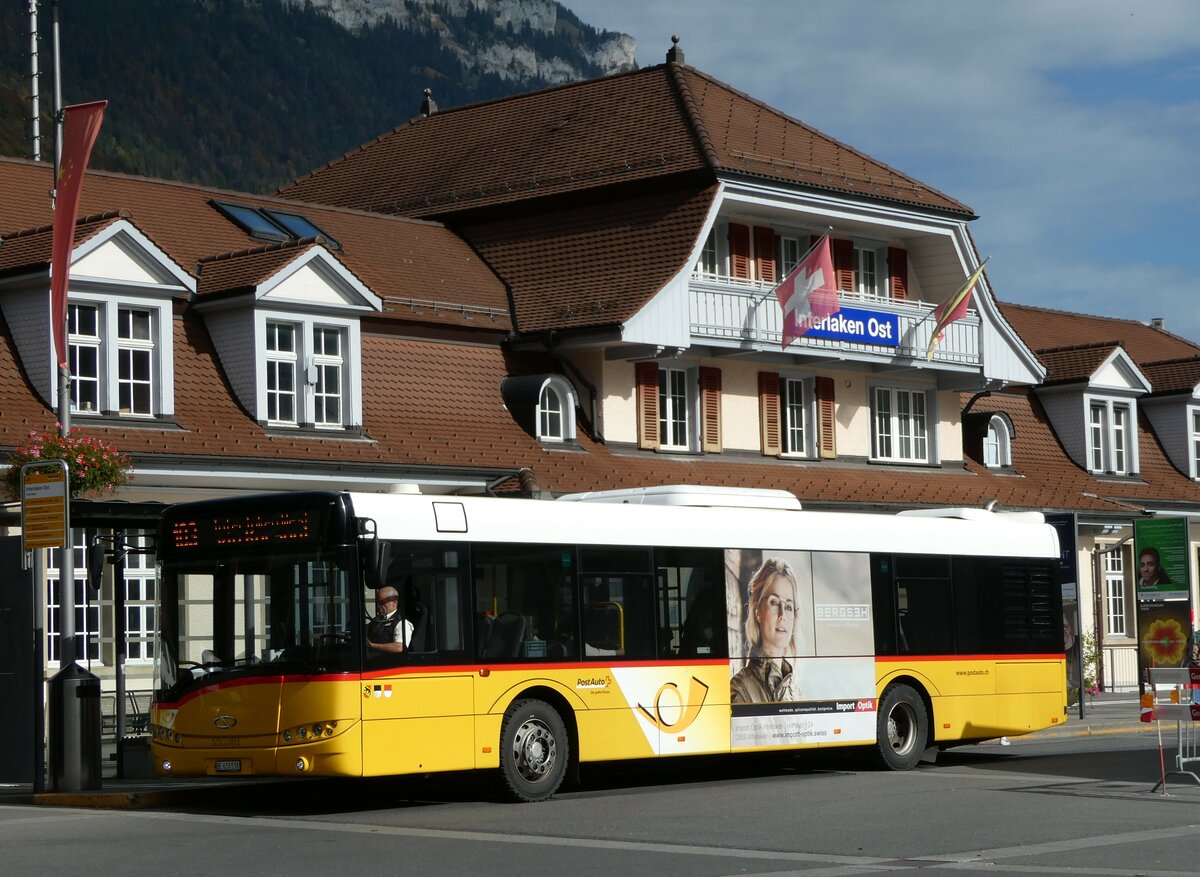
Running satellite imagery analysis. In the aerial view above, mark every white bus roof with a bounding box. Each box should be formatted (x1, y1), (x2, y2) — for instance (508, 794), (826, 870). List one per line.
(557, 485), (802, 510)
(346, 489), (1059, 560)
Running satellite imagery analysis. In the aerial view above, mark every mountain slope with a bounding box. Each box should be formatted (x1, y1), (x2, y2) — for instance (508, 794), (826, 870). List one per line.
(0, 0), (635, 194)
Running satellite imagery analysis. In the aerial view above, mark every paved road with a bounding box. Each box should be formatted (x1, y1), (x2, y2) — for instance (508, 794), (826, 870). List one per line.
(5, 712), (1200, 877)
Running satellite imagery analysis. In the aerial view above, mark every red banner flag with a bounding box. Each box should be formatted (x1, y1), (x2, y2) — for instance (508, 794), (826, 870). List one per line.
(51, 100), (107, 368)
(775, 234), (839, 349)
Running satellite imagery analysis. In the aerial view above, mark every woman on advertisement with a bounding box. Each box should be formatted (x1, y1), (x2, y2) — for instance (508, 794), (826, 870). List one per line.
(730, 558), (801, 703)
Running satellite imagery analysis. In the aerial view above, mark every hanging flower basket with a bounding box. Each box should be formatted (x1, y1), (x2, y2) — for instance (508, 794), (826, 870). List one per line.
(3, 427), (133, 500)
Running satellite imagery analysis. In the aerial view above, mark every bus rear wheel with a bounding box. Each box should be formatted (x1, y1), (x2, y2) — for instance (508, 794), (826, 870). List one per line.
(500, 699), (569, 802)
(875, 684), (927, 770)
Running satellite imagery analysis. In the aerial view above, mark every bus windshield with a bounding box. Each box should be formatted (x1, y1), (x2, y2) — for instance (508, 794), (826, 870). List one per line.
(156, 546), (361, 699)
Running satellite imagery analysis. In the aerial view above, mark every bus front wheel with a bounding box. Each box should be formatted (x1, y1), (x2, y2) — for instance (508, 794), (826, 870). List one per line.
(875, 684), (927, 770)
(499, 699), (569, 802)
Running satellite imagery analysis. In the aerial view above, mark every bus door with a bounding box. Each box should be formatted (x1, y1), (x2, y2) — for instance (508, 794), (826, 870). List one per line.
(362, 543), (475, 776)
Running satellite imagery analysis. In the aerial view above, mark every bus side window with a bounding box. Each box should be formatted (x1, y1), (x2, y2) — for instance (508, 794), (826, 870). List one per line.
(871, 554), (898, 656)
(580, 547), (655, 661)
(893, 555), (954, 655)
(655, 548), (726, 659)
(472, 543), (576, 662)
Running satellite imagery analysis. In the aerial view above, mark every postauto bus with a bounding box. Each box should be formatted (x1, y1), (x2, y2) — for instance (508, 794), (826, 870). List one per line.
(149, 486), (1066, 801)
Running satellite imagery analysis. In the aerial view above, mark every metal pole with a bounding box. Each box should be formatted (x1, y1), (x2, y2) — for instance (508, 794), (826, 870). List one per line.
(50, 0), (74, 668)
(31, 549), (46, 793)
(28, 0), (41, 161)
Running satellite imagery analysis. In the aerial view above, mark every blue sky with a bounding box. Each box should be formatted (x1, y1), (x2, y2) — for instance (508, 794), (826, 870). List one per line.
(565, 0), (1200, 345)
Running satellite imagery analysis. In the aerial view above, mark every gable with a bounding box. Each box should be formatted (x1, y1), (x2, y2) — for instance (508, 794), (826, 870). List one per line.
(262, 260), (359, 307)
(71, 220), (195, 293)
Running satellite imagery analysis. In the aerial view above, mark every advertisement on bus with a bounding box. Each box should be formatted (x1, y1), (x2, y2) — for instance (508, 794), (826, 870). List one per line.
(725, 548), (876, 749)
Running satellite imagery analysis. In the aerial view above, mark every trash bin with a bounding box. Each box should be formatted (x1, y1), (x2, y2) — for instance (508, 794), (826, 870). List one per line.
(47, 663), (102, 791)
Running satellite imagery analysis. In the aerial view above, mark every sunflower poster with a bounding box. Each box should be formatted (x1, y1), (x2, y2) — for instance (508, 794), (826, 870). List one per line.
(1137, 601), (1191, 669)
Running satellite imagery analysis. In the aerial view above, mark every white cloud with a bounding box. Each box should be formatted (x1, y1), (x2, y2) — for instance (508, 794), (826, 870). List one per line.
(566, 0), (1200, 342)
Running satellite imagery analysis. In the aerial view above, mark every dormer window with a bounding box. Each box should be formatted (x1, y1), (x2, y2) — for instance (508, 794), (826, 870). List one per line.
(984, 415), (1013, 468)
(261, 317), (350, 429)
(67, 297), (168, 418)
(536, 377), (577, 443)
(500, 374), (578, 445)
(1088, 399), (1133, 475)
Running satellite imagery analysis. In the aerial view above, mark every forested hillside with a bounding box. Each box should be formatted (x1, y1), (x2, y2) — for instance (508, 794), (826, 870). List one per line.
(0, 0), (631, 193)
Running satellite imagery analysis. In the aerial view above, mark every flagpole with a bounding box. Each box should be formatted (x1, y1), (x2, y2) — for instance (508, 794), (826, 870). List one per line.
(51, 0), (75, 670)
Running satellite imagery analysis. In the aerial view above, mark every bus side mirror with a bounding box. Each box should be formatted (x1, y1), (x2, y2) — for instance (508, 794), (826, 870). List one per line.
(363, 539), (390, 590)
(87, 540), (107, 594)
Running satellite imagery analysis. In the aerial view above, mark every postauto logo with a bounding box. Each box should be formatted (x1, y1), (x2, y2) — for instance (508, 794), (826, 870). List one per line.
(635, 676), (710, 734)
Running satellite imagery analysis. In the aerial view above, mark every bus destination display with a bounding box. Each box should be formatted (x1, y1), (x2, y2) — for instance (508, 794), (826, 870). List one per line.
(168, 509), (316, 551)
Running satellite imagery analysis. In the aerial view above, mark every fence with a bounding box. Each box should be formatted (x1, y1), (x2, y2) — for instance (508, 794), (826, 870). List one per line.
(1146, 667), (1200, 791)
(1102, 646), (1140, 693)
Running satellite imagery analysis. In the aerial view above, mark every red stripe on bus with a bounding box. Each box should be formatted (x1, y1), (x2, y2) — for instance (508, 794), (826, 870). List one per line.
(875, 654), (1065, 662)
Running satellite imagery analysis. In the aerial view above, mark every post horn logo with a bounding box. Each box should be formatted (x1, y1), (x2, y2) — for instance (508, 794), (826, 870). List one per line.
(636, 676), (710, 733)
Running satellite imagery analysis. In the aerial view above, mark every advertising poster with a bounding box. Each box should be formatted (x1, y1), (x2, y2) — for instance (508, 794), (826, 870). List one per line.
(725, 548), (875, 750)
(1137, 600), (1191, 669)
(1133, 517), (1189, 601)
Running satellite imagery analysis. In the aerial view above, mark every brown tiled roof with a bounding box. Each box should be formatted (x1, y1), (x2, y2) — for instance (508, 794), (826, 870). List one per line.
(0, 158), (510, 332)
(1035, 341), (1121, 385)
(675, 66), (969, 215)
(280, 63), (970, 220)
(0, 213), (122, 274)
(1141, 357), (1200, 396)
(196, 240), (325, 298)
(1000, 301), (1200, 367)
(458, 184), (717, 332)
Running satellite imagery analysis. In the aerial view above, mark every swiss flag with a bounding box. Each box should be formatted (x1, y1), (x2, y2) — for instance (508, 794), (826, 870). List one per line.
(775, 234), (839, 349)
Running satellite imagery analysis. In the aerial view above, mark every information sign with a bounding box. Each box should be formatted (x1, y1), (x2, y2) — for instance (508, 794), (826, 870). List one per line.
(21, 464), (68, 551)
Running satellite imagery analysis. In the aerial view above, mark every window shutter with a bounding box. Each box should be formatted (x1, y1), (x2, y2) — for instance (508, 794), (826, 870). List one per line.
(699, 366), (722, 453)
(889, 247), (908, 300)
(728, 223), (751, 280)
(816, 376), (837, 459)
(758, 371), (781, 456)
(832, 238), (855, 292)
(635, 361), (660, 450)
(754, 226), (777, 284)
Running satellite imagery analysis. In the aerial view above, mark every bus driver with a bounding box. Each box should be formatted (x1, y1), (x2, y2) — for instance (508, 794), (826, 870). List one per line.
(367, 585), (413, 654)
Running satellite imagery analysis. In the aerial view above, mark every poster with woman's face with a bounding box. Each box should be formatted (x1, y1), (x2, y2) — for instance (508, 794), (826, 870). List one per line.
(725, 548), (877, 750)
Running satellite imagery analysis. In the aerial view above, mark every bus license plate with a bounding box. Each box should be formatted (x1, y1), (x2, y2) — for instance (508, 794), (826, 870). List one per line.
(214, 760), (242, 773)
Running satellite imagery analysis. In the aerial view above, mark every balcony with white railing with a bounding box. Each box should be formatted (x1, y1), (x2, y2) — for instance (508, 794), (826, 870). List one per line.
(689, 272), (981, 368)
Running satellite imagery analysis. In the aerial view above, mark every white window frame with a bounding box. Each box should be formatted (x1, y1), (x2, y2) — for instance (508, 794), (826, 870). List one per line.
(67, 302), (101, 415)
(257, 312), (357, 429)
(265, 321), (299, 426)
(312, 325), (344, 428)
(984, 414), (1012, 468)
(778, 236), (803, 279)
(122, 533), (157, 663)
(1086, 396), (1137, 475)
(46, 529), (98, 666)
(657, 365), (697, 451)
(695, 229), (719, 278)
(871, 384), (933, 464)
(536, 376), (577, 443)
(780, 375), (814, 458)
(1191, 408), (1200, 479)
(64, 294), (173, 418)
(855, 245), (880, 298)
(116, 306), (155, 416)
(1103, 547), (1127, 637)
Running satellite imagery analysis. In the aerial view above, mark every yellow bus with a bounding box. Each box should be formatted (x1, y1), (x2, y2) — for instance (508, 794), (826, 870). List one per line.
(150, 486), (1066, 801)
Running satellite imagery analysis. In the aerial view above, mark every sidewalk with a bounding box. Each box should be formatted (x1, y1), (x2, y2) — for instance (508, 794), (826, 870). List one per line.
(1016, 692), (1150, 741)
